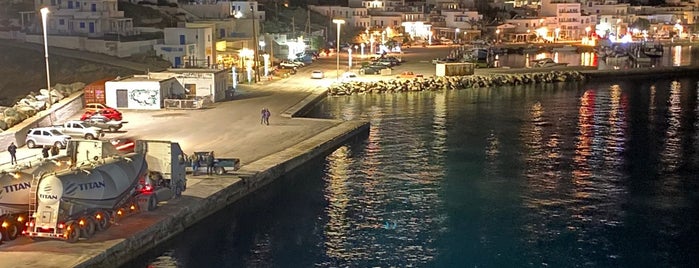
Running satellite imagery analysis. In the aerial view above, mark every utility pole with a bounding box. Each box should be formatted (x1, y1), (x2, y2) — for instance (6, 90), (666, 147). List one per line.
(306, 9), (312, 48)
(251, 4), (260, 83)
(292, 16), (296, 38)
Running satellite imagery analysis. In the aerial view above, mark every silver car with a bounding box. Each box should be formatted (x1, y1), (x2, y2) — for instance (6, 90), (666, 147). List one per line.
(25, 127), (72, 148)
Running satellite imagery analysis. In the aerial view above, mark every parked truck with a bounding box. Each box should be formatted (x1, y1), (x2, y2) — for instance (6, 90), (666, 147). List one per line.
(24, 139), (186, 242)
(53, 120), (104, 140)
(185, 151), (241, 175)
(0, 157), (71, 242)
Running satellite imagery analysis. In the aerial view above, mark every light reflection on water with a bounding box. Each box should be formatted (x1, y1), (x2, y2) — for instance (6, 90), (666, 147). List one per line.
(131, 78), (699, 268)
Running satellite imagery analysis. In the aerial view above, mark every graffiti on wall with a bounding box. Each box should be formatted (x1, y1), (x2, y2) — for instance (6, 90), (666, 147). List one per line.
(129, 89), (159, 106)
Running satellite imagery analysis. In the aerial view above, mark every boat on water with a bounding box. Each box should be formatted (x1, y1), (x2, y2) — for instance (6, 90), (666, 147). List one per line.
(640, 42), (664, 58)
(530, 58), (568, 68)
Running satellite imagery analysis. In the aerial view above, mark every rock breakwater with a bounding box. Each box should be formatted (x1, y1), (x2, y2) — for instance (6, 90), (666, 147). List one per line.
(328, 71), (585, 96)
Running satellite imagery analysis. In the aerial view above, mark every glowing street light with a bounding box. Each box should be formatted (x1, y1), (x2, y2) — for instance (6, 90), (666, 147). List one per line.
(455, 28), (460, 42)
(554, 28), (561, 43)
(495, 29), (501, 43)
(369, 36), (375, 55)
(262, 53), (270, 77)
(360, 43), (365, 58)
(40, 7), (52, 108)
(332, 19), (345, 80)
(348, 48), (353, 69)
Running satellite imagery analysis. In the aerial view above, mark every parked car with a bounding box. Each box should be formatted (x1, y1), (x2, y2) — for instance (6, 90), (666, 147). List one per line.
(359, 67), (381, 75)
(82, 117), (125, 132)
(184, 151), (241, 175)
(52, 120), (104, 140)
(25, 127), (72, 149)
(278, 62), (298, 70)
(398, 71), (423, 79)
(81, 109), (122, 121)
(311, 70), (325, 79)
(342, 72), (358, 81)
(85, 103), (120, 114)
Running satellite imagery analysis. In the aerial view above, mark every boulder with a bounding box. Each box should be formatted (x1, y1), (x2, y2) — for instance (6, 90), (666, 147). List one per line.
(4, 116), (20, 128)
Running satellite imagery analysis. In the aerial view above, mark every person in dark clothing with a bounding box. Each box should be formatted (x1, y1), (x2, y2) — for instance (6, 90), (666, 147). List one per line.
(261, 108), (266, 124)
(7, 142), (17, 165)
(206, 151), (215, 175)
(42, 146), (50, 158)
(50, 145), (59, 156)
(263, 108), (271, 125)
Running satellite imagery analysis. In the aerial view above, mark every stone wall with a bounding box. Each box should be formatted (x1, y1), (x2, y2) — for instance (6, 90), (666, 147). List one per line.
(0, 92), (84, 149)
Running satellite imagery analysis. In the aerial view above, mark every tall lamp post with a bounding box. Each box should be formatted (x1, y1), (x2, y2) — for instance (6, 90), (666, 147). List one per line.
(348, 48), (353, 70)
(495, 29), (501, 43)
(554, 28), (561, 43)
(40, 7), (52, 109)
(332, 19), (345, 80)
(251, 5), (259, 83)
(455, 28), (460, 43)
(360, 43), (365, 58)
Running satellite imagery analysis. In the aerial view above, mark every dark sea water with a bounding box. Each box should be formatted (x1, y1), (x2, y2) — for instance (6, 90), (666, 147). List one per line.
(127, 77), (699, 268)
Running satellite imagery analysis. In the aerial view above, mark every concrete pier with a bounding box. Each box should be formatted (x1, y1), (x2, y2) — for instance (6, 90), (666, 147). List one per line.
(0, 82), (369, 267)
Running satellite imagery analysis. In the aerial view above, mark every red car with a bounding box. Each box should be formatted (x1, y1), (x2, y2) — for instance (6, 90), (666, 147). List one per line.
(81, 109), (122, 121)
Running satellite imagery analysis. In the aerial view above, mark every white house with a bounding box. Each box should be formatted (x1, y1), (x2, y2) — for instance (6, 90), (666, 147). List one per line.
(145, 69), (229, 102)
(105, 76), (186, 110)
(154, 27), (214, 68)
(36, 0), (137, 37)
(182, 1), (265, 21)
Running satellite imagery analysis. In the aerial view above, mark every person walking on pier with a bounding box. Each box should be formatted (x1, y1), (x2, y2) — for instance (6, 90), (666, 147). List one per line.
(206, 151), (215, 175)
(42, 146), (50, 158)
(190, 153), (200, 176)
(50, 144), (60, 157)
(263, 108), (271, 125)
(261, 108), (267, 124)
(7, 142), (17, 165)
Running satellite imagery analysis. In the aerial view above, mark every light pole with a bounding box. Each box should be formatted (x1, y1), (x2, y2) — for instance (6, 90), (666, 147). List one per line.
(348, 48), (352, 70)
(370, 36), (375, 54)
(332, 19), (345, 80)
(495, 29), (501, 43)
(555, 28), (561, 43)
(251, 5), (259, 83)
(455, 28), (460, 43)
(262, 54), (270, 77)
(40, 7), (52, 109)
(360, 43), (365, 58)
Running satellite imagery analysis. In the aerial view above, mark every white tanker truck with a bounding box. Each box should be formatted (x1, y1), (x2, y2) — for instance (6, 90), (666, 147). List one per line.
(0, 158), (71, 242)
(25, 140), (186, 242)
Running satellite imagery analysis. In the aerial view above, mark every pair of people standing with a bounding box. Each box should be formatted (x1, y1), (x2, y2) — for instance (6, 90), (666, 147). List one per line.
(189, 151), (216, 176)
(260, 108), (271, 125)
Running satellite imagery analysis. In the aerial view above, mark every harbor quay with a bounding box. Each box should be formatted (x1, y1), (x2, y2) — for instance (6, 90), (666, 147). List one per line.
(0, 81), (369, 268)
(0, 51), (697, 267)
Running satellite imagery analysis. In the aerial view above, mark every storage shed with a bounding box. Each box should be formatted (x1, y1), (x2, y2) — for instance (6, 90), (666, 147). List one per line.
(83, 77), (114, 105)
(105, 76), (186, 110)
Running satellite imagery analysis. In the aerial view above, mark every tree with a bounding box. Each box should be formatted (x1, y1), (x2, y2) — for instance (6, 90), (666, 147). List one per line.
(630, 18), (650, 31)
(466, 17), (481, 30)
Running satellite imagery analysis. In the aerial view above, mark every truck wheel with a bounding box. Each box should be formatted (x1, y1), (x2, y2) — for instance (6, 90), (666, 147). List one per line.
(79, 217), (96, 238)
(215, 166), (225, 175)
(27, 140), (36, 149)
(65, 223), (80, 243)
(147, 195), (158, 211)
(85, 133), (95, 140)
(2, 221), (19, 241)
(94, 211), (111, 231)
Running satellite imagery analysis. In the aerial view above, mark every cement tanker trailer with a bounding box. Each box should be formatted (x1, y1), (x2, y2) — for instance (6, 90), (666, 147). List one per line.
(0, 159), (70, 242)
(25, 140), (187, 243)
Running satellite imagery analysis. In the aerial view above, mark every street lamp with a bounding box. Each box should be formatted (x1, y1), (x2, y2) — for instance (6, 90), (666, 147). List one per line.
(495, 29), (501, 43)
(360, 43), (365, 58)
(262, 53), (270, 77)
(333, 19), (345, 80)
(455, 28), (460, 43)
(348, 48), (353, 69)
(369, 36), (375, 54)
(259, 40), (266, 53)
(554, 28), (561, 43)
(40, 7), (52, 109)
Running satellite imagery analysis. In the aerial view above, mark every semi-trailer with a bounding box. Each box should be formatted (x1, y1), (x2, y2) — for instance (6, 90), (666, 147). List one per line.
(24, 139), (187, 242)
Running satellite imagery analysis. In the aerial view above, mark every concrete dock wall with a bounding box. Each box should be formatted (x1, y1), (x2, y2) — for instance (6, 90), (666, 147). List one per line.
(77, 120), (370, 268)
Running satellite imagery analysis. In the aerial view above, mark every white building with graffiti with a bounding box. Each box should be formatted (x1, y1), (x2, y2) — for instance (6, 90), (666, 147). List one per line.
(105, 76), (186, 110)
